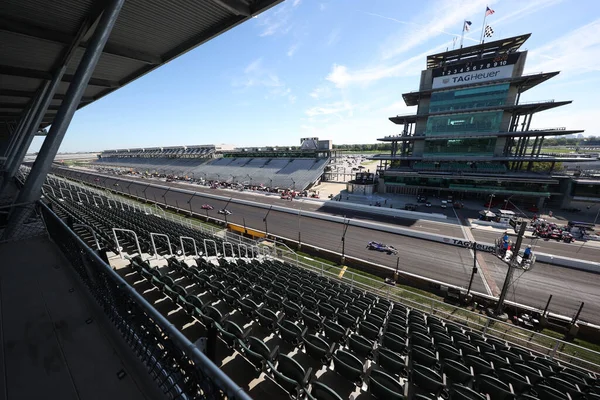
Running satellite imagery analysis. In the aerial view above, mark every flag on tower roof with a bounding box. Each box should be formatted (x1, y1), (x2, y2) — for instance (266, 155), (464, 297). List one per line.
(486, 6), (495, 16)
(464, 20), (472, 31)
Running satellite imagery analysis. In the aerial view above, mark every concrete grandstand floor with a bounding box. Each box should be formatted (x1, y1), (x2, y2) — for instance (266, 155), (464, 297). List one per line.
(0, 237), (156, 400)
(56, 168), (600, 325)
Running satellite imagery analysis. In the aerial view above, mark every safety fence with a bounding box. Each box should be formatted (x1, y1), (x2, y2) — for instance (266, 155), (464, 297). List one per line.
(39, 201), (252, 399)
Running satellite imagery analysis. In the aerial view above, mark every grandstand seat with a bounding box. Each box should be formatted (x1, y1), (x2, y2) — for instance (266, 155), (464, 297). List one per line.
(278, 320), (308, 347)
(437, 342), (462, 361)
(303, 334), (336, 365)
(442, 359), (474, 387)
(237, 297), (262, 317)
(368, 369), (405, 399)
(306, 381), (343, 400)
(411, 345), (439, 369)
(376, 347), (407, 378)
(324, 321), (349, 345)
(534, 384), (571, 400)
(269, 354), (312, 399)
(450, 384), (487, 400)
(464, 354), (494, 376)
(302, 309), (326, 333)
(496, 368), (531, 395)
(348, 334), (375, 361)
(382, 332), (407, 354)
(256, 308), (284, 331)
(337, 312), (359, 331)
(475, 374), (515, 400)
(332, 350), (364, 386)
(545, 376), (584, 400)
(513, 363), (544, 385)
(359, 321), (381, 341)
(239, 337), (279, 373)
(411, 365), (447, 398)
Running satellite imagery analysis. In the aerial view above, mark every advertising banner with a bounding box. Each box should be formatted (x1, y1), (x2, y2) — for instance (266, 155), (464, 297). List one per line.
(432, 53), (520, 89)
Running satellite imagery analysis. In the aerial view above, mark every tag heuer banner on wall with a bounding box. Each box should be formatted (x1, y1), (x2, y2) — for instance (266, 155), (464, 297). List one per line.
(432, 53), (521, 89)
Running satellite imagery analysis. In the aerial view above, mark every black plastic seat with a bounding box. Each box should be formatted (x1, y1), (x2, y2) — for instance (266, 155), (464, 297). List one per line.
(332, 350), (364, 386)
(369, 369), (405, 399)
(382, 331), (407, 354)
(464, 354), (494, 376)
(534, 384), (570, 400)
(513, 363), (544, 385)
(411, 331), (434, 349)
(366, 313), (385, 328)
(256, 307), (283, 331)
(411, 365), (446, 398)
(237, 297), (261, 317)
(307, 381), (343, 400)
(318, 303), (337, 319)
(240, 336), (279, 372)
(450, 384), (486, 400)
(437, 342), (462, 361)
(386, 321), (406, 336)
(411, 345), (439, 369)
(337, 312), (358, 330)
(302, 309), (326, 333)
(266, 291), (284, 310)
(545, 376), (583, 400)
(482, 352), (510, 370)
(442, 358), (474, 387)
(283, 300), (303, 322)
(269, 354), (312, 398)
(278, 319), (308, 347)
(303, 334), (336, 365)
(527, 360), (555, 377)
(324, 321), (349, 345)
(456, 341), (479, 357)
(348, 334), (375, 360)
(475, 374), (514, 400)
(359, 320), (381, 341)
(377, 347), (407, 378)
(497, 367), (531, 395)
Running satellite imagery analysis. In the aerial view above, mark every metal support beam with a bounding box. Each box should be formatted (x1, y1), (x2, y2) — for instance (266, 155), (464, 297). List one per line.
(1, 85), (48, 182)
(2, 101), (33, 160)
(0, 16), (161, 65)
(2, 0), (124, 240)
(0, 89), (93, 104)
(0, 65), (118, 88)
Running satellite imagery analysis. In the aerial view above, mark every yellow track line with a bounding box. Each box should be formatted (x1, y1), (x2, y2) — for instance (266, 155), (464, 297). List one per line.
(338, 265), (347, 278)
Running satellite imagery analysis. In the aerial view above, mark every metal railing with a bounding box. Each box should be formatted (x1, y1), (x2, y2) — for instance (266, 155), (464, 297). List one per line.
(39, 201), (252, 399)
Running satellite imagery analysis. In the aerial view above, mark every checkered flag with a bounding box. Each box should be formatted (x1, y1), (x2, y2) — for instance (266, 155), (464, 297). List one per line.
(484, 25), (494, 38)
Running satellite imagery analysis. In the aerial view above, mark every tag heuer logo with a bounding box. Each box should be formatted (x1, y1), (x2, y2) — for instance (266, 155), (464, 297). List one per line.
(443, 78), (450, 84)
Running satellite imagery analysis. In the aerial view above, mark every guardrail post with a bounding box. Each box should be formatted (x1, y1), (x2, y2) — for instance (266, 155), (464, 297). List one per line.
(549, 339), (560, 359)
(112, 228), (142, 260)
(482, 318), (491, 336)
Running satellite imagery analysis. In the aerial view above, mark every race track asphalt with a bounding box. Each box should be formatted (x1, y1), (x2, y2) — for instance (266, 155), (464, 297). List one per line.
(55, 168), (600, 324)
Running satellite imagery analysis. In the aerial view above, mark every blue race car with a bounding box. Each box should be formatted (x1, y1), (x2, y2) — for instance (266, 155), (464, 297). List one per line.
(366, 241), (398, 255)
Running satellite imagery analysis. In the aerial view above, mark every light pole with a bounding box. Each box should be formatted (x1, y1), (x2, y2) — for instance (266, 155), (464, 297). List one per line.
(269, 178), (273, 191)
(341, 215), (350, 264)
(466, 242), (478, 297)
(298, 199), (304, 248)
(291, 178), (296, 191)
(263, 205), (273, 238)
(487, 193), (496, 213)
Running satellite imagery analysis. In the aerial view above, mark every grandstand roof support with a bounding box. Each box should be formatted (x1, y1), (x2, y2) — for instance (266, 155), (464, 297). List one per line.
(2, 0), (124, 240)
(2, 98), (34, 160)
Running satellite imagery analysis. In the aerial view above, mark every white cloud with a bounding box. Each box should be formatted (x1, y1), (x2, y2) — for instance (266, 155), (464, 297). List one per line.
(326, 28), (341, 46)
(379, 0), (489, 60)
(233, 58), (296, 103)
(256, 2), (296, 37)
(287, 43), (299, 57)
(309, 85), (333, 99)
(305, 101), (353, 117)
(325, 45), (444, 88)
(525, 19), (600, 76)
(292, 0), (302, 6)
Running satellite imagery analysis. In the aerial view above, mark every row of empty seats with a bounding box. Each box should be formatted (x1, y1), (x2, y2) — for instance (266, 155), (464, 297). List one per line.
(44, 176), (600, 400)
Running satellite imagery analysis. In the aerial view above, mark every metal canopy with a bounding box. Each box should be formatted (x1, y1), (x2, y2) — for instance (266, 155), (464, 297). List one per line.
(0, 0), (282, 137)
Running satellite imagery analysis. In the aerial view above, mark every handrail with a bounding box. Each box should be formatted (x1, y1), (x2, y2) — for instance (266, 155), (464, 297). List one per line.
(150, 232), (173, 259)
(39, 201), (252, 399)
(112, 228), (142, 259)
(180, 236), (199, 257)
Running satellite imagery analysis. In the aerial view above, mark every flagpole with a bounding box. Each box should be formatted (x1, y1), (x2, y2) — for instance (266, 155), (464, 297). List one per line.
(480, 7), (488, 43)
(460, 20), (466, 48)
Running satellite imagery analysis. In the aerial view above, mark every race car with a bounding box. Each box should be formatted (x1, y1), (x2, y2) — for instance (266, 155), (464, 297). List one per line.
(201, 204), (214, 210)
(366, 241), (398, 255)
(218, 209), (232, 215)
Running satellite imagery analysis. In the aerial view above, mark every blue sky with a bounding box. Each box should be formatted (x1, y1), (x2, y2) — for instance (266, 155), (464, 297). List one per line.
(38, 0), (600, 153)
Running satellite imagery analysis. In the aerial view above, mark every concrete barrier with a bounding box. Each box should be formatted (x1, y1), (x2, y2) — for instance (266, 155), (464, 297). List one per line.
(323, 200), (448, 221)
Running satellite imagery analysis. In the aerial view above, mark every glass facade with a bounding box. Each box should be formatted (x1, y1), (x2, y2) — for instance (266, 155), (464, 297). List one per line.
(429, 83), (510, 113)
(425, 111), (504, 136)
(423, 137), (496, 156)
(384, 176), (551, 195)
